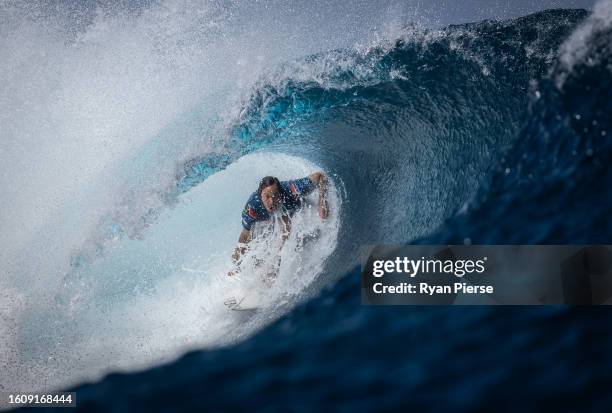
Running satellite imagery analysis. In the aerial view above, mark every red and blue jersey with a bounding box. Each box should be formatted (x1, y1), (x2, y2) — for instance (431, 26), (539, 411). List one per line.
(241, 177), (315, 230)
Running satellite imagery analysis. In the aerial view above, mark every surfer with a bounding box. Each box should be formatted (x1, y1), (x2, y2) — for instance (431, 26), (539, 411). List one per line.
(228, 171), (329, 276)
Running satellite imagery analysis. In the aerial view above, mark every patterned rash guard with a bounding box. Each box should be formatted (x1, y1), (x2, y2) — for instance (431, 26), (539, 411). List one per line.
(241, 177), (316, 231)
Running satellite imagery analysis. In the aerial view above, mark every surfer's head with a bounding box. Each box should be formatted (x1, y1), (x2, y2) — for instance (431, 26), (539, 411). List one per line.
(258, 176), (282, 213)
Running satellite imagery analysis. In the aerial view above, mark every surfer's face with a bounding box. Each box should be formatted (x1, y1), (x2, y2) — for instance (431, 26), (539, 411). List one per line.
(261, 184), (282, 213)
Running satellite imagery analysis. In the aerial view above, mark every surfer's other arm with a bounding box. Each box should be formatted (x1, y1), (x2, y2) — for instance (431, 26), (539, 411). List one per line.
(229, 229), (251, 276)
(308, 171), (329, 219)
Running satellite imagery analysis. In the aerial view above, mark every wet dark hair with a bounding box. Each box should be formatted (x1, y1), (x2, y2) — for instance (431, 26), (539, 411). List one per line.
(257, 176), (281, 196)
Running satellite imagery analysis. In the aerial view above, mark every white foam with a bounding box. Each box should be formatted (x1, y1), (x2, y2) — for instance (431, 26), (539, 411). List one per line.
(0, 152), (339, 396)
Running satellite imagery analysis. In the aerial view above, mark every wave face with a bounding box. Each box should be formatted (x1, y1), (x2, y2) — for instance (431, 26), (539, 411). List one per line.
(2, 1), (611, 411)
(421, 3), (612, 245)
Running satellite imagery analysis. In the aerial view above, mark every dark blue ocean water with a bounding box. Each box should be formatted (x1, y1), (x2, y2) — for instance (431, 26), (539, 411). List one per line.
(18, 7), (612, 413)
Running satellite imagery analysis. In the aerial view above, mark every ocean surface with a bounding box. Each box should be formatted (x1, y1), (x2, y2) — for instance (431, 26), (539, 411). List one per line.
(2, 1), (611, 412)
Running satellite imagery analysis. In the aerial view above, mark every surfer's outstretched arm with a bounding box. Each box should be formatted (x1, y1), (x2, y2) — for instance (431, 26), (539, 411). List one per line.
(229, 229), (251, 276)
(308, 171), (329, 219)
